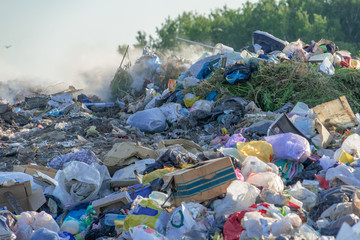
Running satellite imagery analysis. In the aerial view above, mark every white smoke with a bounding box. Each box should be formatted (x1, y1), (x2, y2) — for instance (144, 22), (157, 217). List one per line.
(0, 43), (206, 104)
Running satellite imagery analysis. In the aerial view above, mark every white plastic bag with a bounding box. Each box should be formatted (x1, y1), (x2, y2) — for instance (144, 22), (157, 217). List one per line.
(166, 202), (210, 239)
(159, 103), (183, 122)
(14, 211), (60, 240)
(183, 76), (199, 88)
(319, 57), (335, 75)
(130, 225), (168, 240)
(282, 40), (304, 57)
(342, 133), (360, 158)
(287, 181), (317, 211)
(260, 189), (291, 206)
(127, 108), (167, 132)
(290, 102), (314, 117)
(192, 100), (214, 112)
(320, 202), (353, 221)
(243, 212), (272, 238)
(246, 172), (284, 193)
(145, 95), (161, 110)
(319, 155), (336, 171)
(289, 102), (316, 138)
(290, 115), (316, 138)
(215, 180), (260, 219)
(112, 159), (155, 182)
(56, 161), (109, 205)
(271, 213), (301, 237)
(326, 165), (360, 188)
(219, 147), (243, 161)
(241, 156), (274, 180)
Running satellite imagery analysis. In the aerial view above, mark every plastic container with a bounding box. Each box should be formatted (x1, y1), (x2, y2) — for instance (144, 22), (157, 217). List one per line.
(105, 214), (127, 226)
(149, 191), (171, 207)
(214, 43), (234, 54)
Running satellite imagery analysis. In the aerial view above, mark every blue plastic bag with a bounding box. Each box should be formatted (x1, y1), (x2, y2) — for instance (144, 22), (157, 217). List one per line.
(30, 228), (73, 240)
(127, 108), (167, 133)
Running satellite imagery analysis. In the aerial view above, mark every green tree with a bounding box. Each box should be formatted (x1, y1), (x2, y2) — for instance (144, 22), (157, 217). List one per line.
(326, 0), (360, 50)
(134, 31), (149, 48)
(117, 44), (128, 55)
(129, 0), (359, 55)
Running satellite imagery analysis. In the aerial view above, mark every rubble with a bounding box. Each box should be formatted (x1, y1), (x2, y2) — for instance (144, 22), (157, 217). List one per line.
(1, 30), (360, 240)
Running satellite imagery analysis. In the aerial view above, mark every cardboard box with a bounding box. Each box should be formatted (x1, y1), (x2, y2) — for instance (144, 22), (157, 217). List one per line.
(0, 180), (46, 213)
(13, 165), (57, 179)
(92, 191), (132, 213)
(162, 157), (237, 206)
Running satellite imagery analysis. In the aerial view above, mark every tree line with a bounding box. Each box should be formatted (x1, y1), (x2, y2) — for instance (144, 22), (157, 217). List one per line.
(125, 0), (360, 56)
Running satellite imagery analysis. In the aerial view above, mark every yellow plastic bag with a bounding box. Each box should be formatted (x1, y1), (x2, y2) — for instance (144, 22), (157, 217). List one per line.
(335, 148), (354, 164)
(142, 167), (177, 186)
(124, 199), (168, 232)
(237, 141), (273, 163)
(350, 59), (360, 70)
(184, 96), (202, 108)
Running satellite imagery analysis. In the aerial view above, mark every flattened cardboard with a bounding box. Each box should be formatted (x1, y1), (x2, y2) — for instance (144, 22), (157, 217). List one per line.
(312, 96), (358, 129)
(92, 191), (132, 213)
(104, 142), (157, 167)
(13, 165), (57, 179)
(162, 157), (236, 206)
(158, 139), (203, 155)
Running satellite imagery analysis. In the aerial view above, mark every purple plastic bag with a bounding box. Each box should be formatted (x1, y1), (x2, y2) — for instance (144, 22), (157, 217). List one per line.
(265, 133), (310, 163)
(224, 133), (246, 148)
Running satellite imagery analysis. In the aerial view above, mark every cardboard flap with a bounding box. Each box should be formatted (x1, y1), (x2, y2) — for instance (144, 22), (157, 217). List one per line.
(161, 175), (174, 191)
(33, 171), (58, 187)
(314, 118), (333, 148)
(13, 165), (57, 179)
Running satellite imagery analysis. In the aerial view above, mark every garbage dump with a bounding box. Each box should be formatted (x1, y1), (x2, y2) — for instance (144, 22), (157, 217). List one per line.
(1, 30), (360, 240)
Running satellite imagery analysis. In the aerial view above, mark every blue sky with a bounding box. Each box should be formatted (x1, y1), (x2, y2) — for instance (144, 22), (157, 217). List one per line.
(0, 0), (253, 98)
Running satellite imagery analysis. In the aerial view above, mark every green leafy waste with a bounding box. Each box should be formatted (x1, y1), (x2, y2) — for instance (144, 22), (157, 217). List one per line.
(110, 68), (133, 100)
(184, 61), (360, 113)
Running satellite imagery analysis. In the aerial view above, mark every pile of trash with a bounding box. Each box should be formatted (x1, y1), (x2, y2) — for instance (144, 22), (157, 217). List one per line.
(1, 30), (360, 239)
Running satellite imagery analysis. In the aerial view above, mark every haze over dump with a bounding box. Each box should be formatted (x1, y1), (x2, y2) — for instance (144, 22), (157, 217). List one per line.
(0, 0), (253, 102)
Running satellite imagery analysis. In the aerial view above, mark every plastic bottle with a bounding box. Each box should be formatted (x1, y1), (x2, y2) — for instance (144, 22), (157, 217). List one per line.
(83, 102), (116, 108)
(46, 108), (62, 116)
(244, 112), (275, 118)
